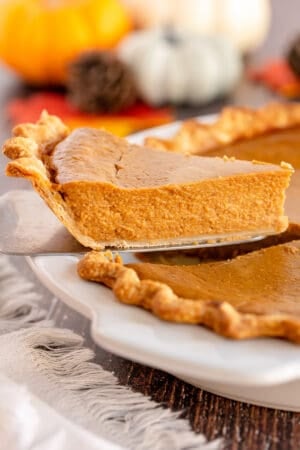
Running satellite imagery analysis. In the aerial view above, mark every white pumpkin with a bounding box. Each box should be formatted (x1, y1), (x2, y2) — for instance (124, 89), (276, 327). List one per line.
(118, 29), (242, 105)
(122, 0), (271, 53)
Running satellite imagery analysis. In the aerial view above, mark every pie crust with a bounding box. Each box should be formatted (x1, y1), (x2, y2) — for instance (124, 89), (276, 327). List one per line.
(3, 111), (293, 249)
(78, 242), (300, 343)
(145, 102), (300, 156)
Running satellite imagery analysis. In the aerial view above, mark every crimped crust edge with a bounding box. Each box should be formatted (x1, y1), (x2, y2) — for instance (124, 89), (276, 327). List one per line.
(145, 102), (300, 155)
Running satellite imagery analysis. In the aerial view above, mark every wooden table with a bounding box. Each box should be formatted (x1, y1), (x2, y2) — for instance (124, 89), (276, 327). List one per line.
(1, 2), (300, 448)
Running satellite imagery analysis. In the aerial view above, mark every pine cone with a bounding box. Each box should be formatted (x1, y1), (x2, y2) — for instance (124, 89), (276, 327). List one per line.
(287, 36), (300, 77)
(67, 51), (137, 113)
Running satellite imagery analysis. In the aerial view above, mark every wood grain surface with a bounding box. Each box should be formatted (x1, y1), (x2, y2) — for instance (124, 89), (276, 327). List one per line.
(1, 1), (300, 448)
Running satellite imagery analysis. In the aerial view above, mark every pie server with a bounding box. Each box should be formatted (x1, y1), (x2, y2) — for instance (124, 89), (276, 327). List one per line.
(0, 190), (266, 256)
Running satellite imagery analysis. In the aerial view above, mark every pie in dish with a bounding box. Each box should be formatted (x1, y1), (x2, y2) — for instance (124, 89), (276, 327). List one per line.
(78, 240), (300, 343)
(3, 111), (293, 249)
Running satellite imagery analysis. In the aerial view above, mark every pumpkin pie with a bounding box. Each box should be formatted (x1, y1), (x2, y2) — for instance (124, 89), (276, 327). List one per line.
(3, 111), (292, 249)
(78, 240), (300, 343)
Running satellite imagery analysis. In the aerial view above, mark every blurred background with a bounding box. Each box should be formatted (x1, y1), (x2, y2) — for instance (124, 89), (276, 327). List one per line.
(0, 0), (299, 138)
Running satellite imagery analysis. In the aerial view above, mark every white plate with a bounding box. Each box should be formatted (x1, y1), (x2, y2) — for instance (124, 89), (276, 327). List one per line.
(27, 118), (300, 411)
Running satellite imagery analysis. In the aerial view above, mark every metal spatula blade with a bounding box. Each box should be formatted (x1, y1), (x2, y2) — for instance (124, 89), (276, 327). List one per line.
(0, 190), (266, 256)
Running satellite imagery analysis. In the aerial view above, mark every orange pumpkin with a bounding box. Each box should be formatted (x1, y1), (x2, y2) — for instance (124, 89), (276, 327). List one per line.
(0, 0), (132, 85)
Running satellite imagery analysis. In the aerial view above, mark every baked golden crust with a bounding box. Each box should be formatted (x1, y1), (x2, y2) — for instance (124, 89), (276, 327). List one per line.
(78, 243), (300, 343)
(3, 111), (94, 248)
(3, 111), (293, 249)
(145, 103), (300, 155)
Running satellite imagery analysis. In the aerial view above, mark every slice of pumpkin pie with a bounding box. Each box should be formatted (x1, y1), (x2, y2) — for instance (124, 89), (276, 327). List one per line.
(78, 240), (300, 343)
(3, 111), (293, 249)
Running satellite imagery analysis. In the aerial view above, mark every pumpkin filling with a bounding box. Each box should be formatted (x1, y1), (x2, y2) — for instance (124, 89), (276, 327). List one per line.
(184, 127), (300, 226)
(195, 127), (300, 225)
(45, 126), (293, 244)
(49, 127), (291, 186)
(127, 241), (300, 317)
